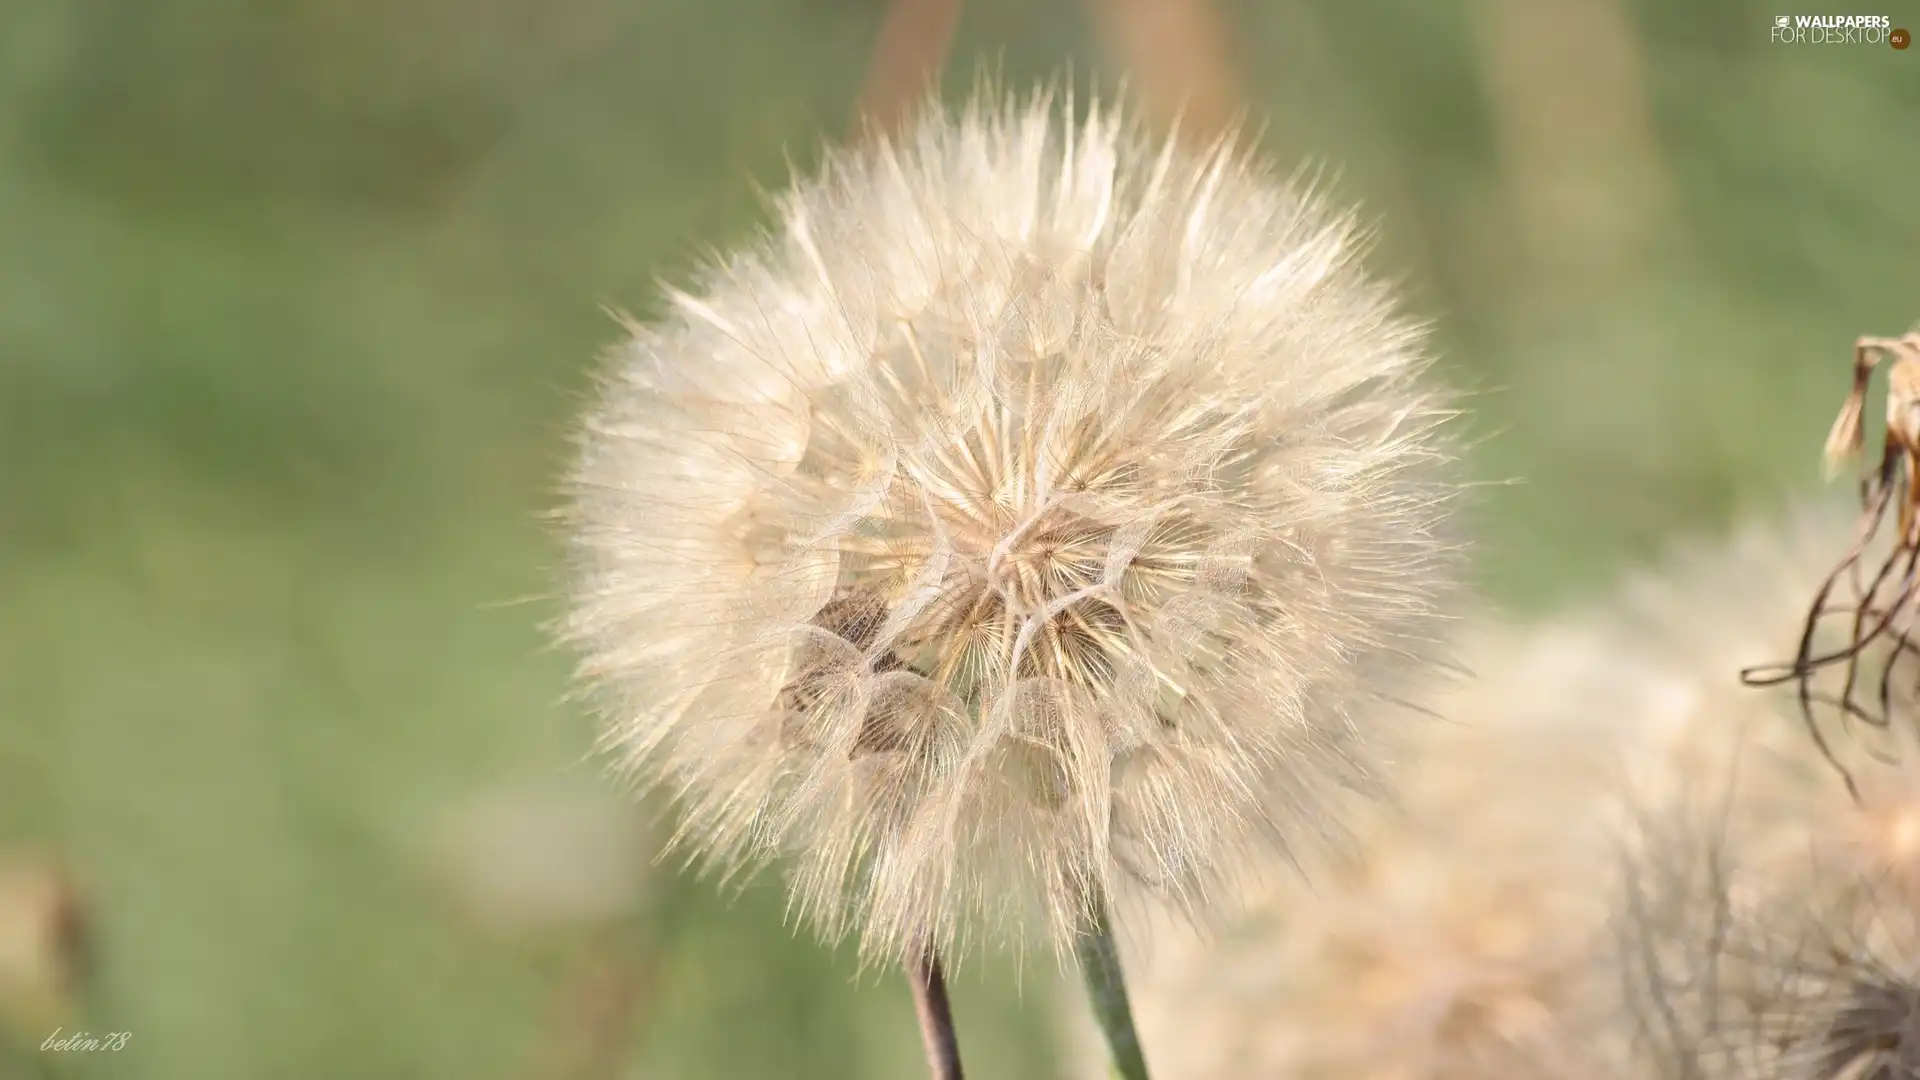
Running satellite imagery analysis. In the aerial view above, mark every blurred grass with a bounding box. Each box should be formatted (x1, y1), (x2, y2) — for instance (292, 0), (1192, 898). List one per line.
(0, 0), (1913, 1077)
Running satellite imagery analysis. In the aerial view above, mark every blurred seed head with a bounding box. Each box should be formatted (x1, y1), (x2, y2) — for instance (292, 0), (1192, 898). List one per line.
(0, 856), (85, 1040)
(561, 87), (1462, 963)
(424, 782), (652, 937)
(1607, 501), (1877, 811)
(1617, 722), (1920, 1080)
(1108, 618), (1645, 1080)
(1105, 499), (1887, 1080)
(1606, 499), (1920, 1079)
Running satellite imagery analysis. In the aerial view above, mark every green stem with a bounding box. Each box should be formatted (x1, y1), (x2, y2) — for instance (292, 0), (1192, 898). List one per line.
(1074, 892), (1152, 1080)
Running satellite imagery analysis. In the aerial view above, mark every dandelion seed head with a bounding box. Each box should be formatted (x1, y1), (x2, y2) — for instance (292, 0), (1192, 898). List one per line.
(1107, 500), (1898, 1080)
(560, 87), (1460, 962)
(1760, 333), (1920, 792)
(1619, 758), (1920, 1080)
(1109, 620), (1636, 1080)
(1603, 502), (1920, 1079)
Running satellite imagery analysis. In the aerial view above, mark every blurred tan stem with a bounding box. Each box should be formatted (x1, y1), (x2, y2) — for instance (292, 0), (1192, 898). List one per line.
(849, 0), (965, 143)
(537, 947), (656, 1080)
(1473, 0), (1670, 289)
(1076, 891), (1151, 1080)
(907, 946), (965, 1080)
(1084, 0), (1244, 143)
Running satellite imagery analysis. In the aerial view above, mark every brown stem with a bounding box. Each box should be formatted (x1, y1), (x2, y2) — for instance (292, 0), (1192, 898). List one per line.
(848, 0), (965, 144)
(906, 946), (965, 1080)
(1084, 0), (1246, 144)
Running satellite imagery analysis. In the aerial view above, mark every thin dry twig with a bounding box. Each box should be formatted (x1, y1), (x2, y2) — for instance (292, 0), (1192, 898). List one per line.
(1743, 332), (1920, 801)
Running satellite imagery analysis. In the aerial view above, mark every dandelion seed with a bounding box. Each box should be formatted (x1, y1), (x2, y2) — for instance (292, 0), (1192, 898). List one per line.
(1101, 620), (1649, 1080)
(1588, 502), (1920, 1080)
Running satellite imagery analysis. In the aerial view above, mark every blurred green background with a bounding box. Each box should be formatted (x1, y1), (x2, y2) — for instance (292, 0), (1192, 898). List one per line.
(0, 0), (1912, 1077)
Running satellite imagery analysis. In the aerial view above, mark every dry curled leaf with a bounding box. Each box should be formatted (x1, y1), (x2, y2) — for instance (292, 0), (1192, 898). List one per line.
(1746, 331), (1920, 799)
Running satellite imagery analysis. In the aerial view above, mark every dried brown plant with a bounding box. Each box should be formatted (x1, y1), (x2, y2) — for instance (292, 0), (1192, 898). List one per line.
(1742, 332), (1920, 801)
(1106, 622), (1633, 1080)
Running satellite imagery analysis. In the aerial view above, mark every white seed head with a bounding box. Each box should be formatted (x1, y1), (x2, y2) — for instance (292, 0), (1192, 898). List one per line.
(1105, 499), (1884, 1080)
(1110, 619), (1641, 1080)
(1596, 499), (1920, 1080)
(560, 88), (1461, 963)
(1599, 499), (1903, 851)
(1617, 718), (1920, 1080)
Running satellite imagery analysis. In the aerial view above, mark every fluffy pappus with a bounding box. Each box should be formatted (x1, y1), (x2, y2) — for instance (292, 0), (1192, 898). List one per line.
(1604, 501), (1920, 1080)
(1616, 744), (1920, 1080)
(1592, 500), (1889, 825)
(1103, 501), (1894, 1080)
(1105, 619), (1650, 1080)
(559, 86), (1462, 964)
